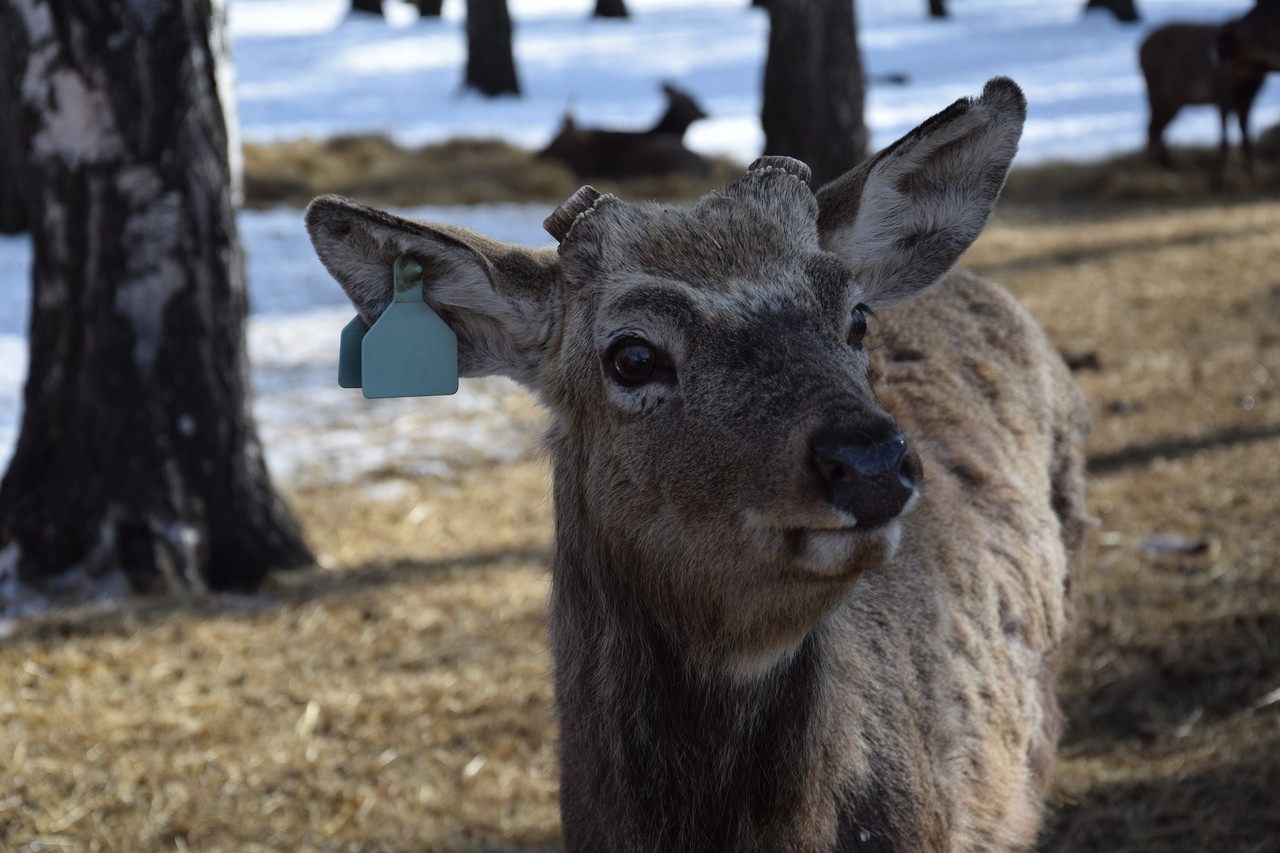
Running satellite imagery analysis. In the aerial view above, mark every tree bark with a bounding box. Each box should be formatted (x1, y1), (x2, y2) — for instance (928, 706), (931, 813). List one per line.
(0, 30), (28, 234)
(465, 0), (521, 97)
(351, 0), (384, 16)
(761, 0), (867, 187)
(1084, 0), (1139, 23)
(416, 0), (444, 16)
(928, 0), (947, 18)
(593, 0), (629, 18)
(0, 0), (312, 594)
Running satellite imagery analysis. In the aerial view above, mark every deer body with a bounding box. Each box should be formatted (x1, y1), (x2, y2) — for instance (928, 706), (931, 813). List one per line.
(1140, 23), (1266, 174)
(537, 82), (709, 180)
(552, 269), (1086, 851)
(308, 78), (1089, 851)
(1141, 3), (1280, 182)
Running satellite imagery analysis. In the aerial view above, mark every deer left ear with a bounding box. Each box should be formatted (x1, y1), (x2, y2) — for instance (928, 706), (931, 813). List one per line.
(815, 77), (1025, 308)
(305, 195), (561, 388)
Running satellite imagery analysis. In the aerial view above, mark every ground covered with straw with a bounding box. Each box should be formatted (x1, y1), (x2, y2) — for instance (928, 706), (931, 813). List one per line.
(2, 144), (1278, 851)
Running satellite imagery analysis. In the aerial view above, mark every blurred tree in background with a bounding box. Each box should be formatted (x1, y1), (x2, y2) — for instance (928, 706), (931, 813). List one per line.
(594, 0), (630, 18)
(761, 0), (867, 186)
(1085, 0), (1140, 22)
(350, 0), (384, 16)
(0, 39), (27, 234)
(466, 0), (521, 96)
(0, 0), (312, 595)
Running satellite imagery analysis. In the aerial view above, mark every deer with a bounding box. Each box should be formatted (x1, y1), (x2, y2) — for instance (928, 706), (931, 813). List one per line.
(307, 77), (1090, 851)
(1139, 1), (1280, 185)
(537, 82), (710, 180)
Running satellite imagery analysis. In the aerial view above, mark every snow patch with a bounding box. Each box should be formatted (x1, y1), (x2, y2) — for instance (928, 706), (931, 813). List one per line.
(0, 542), (132, 632)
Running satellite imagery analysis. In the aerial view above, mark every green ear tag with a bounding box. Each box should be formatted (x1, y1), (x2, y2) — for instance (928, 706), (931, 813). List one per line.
(359, 253), (459, 399)
(338, 315), (369, 388)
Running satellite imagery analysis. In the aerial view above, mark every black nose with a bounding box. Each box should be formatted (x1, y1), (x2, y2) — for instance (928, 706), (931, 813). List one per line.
(811, 424), (917, 528)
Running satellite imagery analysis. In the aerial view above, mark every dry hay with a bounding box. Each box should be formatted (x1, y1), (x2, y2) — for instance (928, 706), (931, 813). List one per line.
(243, 135), (746, 210)
(242, 133), (1280, 212)
(2, 156), (1280, 849)
(1, 461), (562, 851)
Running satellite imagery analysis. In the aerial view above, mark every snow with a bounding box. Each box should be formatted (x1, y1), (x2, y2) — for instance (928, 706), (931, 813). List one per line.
(2, 0), (1277, 488)
(227, 0), (1279, 164)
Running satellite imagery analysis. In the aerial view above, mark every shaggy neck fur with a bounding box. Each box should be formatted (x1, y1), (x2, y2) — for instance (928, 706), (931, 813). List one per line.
(546, 447), (930, 852)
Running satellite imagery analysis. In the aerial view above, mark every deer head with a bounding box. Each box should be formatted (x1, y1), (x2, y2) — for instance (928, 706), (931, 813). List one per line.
(307, 78), (1026, 676)
(1219, 0), (1280, 72)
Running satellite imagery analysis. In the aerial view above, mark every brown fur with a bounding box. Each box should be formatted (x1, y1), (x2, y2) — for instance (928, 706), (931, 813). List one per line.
(306, 77), (1089, 851)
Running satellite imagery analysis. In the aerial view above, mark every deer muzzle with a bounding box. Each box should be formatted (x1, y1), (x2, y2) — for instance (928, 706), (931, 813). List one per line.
(810, 423), (920, 528)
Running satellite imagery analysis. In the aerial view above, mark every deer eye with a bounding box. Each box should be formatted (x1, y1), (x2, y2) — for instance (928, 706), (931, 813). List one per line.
(603, 337), (675, 387)
(848, 304), (871, 348)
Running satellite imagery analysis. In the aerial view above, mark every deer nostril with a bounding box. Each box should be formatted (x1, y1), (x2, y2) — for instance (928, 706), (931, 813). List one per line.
(817, 458), (854, 484)
(810, 428), (915, 527)
(813, 432), (908, 481)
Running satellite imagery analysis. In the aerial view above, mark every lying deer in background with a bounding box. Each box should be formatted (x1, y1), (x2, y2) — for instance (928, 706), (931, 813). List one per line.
(1140, 0), (1280, 185)
(308, 77), (1090, 851)
(537, 82), (709, 180)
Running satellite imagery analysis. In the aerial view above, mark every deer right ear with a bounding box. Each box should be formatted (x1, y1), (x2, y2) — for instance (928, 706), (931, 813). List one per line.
(815, 77), (1026, 308)
(305, 195), (560, 388)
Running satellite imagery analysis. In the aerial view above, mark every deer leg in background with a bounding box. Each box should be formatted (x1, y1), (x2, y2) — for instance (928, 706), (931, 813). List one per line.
(1233, 77), (1266, 177)
(1213, 105), (1230, 191)
(1147, 103), (1177, 168)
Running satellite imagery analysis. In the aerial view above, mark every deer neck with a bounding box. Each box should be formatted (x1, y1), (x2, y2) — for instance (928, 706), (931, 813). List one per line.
(646, 105), (693, 137)
(548, 531), (828, 848)
(544, 449), (843, 849)
(544, 449), (935, 851)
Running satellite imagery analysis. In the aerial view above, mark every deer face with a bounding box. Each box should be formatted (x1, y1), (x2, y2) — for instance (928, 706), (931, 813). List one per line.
(308, 78), (1026, 676)
(541, 163), (918, 582)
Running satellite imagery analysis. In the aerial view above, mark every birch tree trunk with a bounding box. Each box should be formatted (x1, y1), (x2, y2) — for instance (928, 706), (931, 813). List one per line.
(761, 0), (867, 187)
(0, 0), (312, 594)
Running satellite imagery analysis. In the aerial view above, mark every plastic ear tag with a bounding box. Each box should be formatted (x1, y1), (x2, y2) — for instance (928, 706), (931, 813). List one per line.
(338, 315), (369, 388)
(353, 253), (459, 398)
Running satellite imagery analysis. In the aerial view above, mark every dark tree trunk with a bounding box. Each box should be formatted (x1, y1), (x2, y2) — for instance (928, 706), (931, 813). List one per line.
(761, 0), (867, 187)
(593, 0), (629, 18)
(928, 0), (947, 18)
(1084, 0), (1139, 23)
(416, 0), (444, 16)
(0, 31), (28, 234)
(351, 0), (385, 16)
(0, 0), (312, 594)
(465, 0), (520, 97)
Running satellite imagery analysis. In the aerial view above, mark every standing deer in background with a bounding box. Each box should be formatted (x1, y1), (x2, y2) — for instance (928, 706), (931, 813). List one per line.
(308, 77), (1090, 851)
(1140, 1), (1280, 185)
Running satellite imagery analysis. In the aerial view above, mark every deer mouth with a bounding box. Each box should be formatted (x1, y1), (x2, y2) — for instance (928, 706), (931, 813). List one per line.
(781, 523), (901, 578)
(742, 505), (907, 578)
